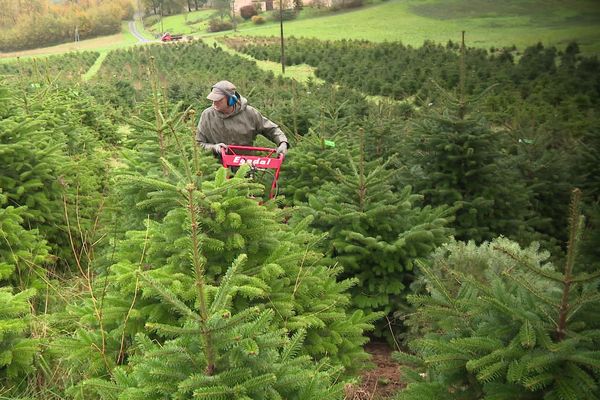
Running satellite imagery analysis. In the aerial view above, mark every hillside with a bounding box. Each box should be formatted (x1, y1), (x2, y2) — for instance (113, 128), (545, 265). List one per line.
(2, 0), (600, 60)
(231, 0), (600, 53)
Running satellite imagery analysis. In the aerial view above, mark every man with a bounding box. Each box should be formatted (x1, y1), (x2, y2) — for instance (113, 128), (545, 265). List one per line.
(196, 80), (289, 158)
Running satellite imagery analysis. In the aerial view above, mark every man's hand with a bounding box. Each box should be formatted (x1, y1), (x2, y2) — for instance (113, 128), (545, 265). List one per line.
(214, 143), (228, 155)
(208, 142), (228, 155)
(276, 142), (288, 157)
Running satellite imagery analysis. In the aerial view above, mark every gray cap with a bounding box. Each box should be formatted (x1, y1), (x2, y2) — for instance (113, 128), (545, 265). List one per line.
(207, 80), (236, 101)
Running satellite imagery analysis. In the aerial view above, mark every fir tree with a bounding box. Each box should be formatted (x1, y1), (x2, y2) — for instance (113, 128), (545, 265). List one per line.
(280, 130), (345, 205)
(0, 286), (38, 388)
(395, 189), (600, 400)
(577, 120), (600, 269)
(281, 99), (411, 206)
(0, 193), (50, 391)
(294, 129), (452, 336)
(59, 159), (371, 397)
(74, 256), (345, 400)
(403, 71), (534, 245)
(0, 90), (66, 243)
(60, 162), (375, 376)
(279, 86), (375, 206)
(507, 123), (575, 256)
(55, 90), (377, 391)
(361, 100), (411, 162)
(0, 79), (107, 398)
(0, 194), (50, 290)
(0, 80), (110, 270)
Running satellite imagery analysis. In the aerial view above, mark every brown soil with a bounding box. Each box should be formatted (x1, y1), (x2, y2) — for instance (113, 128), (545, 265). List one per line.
(344, 341), (406, 400)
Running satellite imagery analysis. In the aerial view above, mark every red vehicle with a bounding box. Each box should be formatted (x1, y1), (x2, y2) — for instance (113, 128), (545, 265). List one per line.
(221, 145), (284, 199)
(160, 32), (183, 42)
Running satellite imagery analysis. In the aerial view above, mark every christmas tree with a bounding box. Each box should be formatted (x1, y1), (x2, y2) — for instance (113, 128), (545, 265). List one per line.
(293, 129), (452, 336)
(54, 89), (377, 393)
(395, 189), (600, 400)
(0, 193), (50, 392)
(402, 37), (535, 245)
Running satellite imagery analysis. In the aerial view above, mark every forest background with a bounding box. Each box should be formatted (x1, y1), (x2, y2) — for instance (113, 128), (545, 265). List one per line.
(1, 0), (600, 399)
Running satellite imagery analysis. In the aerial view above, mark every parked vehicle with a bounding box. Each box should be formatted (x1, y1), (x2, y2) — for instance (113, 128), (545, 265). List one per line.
(160, 32), (183, 42)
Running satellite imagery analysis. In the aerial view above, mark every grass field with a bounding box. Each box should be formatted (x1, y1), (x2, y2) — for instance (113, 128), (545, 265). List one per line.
(233, 0), (600, 53)
(146, 9), (219, 36)
(0, 22), (140, 62)
(145, 0), (600, 53)
(203, 36), (323, 83)
(82, 51), (109, 81)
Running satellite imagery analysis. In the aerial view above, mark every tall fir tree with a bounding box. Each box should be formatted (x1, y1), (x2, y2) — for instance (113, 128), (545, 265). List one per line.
(506, 123), (575, 256)
(52, 82), (377, 393)
(67, 149), (349, 398)
(402, 37), (535, 245)
(577, 120), (600, 269)
(293, 129), (453, 336)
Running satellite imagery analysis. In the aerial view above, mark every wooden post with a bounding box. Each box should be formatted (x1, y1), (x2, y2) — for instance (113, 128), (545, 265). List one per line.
(279, 0), (285, 74)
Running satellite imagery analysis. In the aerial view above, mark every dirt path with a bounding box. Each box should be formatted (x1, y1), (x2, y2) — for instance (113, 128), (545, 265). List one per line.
(346, 342), (405, 399)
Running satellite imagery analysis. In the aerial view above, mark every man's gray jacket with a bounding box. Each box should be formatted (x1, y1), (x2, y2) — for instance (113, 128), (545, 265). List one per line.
(196, 96), (288, 150)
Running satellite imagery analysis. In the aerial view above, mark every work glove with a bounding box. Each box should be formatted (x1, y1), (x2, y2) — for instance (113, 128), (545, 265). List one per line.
(206, 142), (228, 155)
(276, 142), (288, 157)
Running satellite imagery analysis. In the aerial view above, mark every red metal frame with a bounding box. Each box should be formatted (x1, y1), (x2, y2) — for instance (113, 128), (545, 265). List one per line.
(221, 145), (284, 199)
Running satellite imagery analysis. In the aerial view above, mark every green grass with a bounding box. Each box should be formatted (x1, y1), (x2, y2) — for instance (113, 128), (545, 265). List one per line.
(408, 0), (600, 24)
(82, 51), (108, 81)
(229, 0), (600, 53)
(146, 9), (218, 36)
(204, 36), (323, 83)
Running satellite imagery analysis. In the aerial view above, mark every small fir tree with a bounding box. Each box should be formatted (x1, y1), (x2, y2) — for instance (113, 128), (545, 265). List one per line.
(75, 256), (345, 399)
(0, 195), (50, 392)
(280, 130), (345, 205)
(0, 81), (110, 270)
(0, 287), (38, 387)
(0, 194), (50, 289)
(395, 189), (600, 400)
